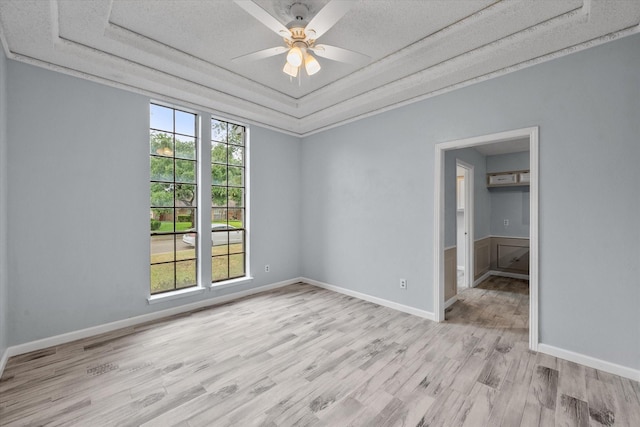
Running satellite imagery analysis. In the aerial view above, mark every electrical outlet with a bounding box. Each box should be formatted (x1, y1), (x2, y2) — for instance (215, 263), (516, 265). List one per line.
(504, 219), (509, 226)
(264, 264), (270, 273)
(400, 279), (407, 289)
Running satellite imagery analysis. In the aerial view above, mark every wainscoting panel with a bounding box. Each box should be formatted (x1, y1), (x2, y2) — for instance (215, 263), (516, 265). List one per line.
(474, 237), (490, 280)
(444, 246), (457, 301)
(490, 236), (530, 275)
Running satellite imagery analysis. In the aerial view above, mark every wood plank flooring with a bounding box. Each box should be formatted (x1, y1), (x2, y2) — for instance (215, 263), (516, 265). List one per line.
(1, 279), (639, 426)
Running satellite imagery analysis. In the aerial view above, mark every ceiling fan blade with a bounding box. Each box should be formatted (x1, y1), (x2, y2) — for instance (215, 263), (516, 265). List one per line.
(234, 0), (291, 39)
(310, 44), (369, 65)
(305, 0), (355, 39)
(232, 46), (288, 64)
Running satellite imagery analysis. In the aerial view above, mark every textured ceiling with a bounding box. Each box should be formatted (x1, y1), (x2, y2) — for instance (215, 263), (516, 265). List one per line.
(0, 0), (638, 136)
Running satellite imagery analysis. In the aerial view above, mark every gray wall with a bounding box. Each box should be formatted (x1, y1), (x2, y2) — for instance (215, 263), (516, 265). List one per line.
(5, 60), (301, 345)
(248, 126), (302, 283)
(3, 32), (639, 372)
(445, 147), (491, 248)
(486, 151), (529, 173)
(301, 34), (640, 369)
(301, 113), (433, 310)
(487, 152), (530, 237)
(0, 47), (8, 358)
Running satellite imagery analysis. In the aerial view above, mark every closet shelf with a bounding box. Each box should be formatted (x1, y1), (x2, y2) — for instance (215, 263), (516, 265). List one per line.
(487, 170), (529, 187)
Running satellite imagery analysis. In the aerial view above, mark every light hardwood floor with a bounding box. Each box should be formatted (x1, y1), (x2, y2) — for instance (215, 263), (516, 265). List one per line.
(1, 280), (639, 426)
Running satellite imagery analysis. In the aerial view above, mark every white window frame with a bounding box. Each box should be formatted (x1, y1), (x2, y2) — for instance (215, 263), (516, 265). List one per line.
(148, 103), (252, 304)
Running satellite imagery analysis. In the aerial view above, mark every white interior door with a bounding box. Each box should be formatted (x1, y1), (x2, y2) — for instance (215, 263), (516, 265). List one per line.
(456, 161), (473, 288)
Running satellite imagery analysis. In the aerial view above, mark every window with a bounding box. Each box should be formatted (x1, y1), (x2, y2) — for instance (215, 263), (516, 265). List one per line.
(149, 104), (197, 294)
(148, 104), (249, 296)
(211, 119), (246, 282)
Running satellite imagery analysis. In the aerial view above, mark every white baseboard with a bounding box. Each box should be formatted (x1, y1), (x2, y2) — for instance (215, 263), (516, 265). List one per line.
(537, 343), (640, 382)
(489, 235), (530, 240)
(0, 347), (9, 378)
(444, 296), (458, 309)
(489, 270), (530, 280)
(473, 271), (492, 287)
(303, 277), (435, 321)
(4, 277), (638, 384)
(472, 270), (529, 287)
(1, 277), (302, 376)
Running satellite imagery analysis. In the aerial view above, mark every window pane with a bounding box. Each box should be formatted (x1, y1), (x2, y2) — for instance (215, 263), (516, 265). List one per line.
(175, 110), (196, 136)
(151, 209), (175, 232)
(229, 124), (244, 146)
(228, 208), (244, 227)
(150, 104), (173, 132)
(176, 235), (196, 261)
(229, 254), (245, 278)
(211, 142), (227, 163)
(228, 188), (244, 208)
(175, 159), (196, 184)
(151, 234), (174, 263)
(150, 131), (174, 157)
(175, 136), (196, 160)
(150, 104), (199, 295)
(228, 166), (243, 187)
(228, 145), (243, 166)
(212, 120), (227, 142)
(212, 255), (229, 281)
(151, 263), (175, 293)
(212, 230), (229, 250)
(208, 117), (246, 285)
(176, 208), (196, 229)
(179, 225), (197, 249)
(212, 164), (227, 185)
(212, 208), (227, 224)
(150, 216), (161, 232)
(176, 260), (197, 289)
(229, 230), (244, 255)
(175, 185), (197, 209)
(150, 156), (174, 182)
(211, 186), (227, 207)
(150, 183), (173, 207)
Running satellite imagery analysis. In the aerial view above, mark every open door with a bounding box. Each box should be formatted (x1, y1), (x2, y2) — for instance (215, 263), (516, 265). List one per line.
(456, 161), (474, 289)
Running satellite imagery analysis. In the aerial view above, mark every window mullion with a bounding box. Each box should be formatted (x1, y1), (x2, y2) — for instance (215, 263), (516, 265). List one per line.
(198, 113), (213, 287)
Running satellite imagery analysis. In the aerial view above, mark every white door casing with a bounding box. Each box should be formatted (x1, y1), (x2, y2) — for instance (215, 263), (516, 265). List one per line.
(433, 127), (539, 351)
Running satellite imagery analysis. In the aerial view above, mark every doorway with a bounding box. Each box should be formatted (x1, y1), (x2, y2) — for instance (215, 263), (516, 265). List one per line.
(455, 161), (473, 289)
(434, 127), (539, 351)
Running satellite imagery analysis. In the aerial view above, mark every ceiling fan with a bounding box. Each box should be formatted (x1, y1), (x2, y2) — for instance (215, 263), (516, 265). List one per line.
(233, 0), (369, 78)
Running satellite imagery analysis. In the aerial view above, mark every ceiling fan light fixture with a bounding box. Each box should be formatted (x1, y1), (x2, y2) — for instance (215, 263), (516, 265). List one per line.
(233, 0), (365, 81)
(304, 52), (321, 76)
(283, 61), (298, 77)
(286, 46), (304, 67)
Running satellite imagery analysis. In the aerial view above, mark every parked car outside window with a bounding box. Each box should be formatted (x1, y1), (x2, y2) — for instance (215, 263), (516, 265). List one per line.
(182, 224), (243, 246)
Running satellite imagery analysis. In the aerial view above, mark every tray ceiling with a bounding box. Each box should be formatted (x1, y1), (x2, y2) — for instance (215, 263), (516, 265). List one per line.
(0, 0), (638, 136)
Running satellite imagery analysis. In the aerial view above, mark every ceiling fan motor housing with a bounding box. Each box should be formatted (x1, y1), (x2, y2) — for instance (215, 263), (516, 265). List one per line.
(289, 27), (307, 40)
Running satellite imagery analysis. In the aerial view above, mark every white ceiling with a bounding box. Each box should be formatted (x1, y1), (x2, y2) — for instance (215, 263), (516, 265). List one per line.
(0, 0), (638, 136)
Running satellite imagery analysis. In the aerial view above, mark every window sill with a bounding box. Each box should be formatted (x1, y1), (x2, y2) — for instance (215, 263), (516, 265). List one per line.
(210, 276), (254, 291)
(147, 286), (206, 304)
(146, 277), (253, 304)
